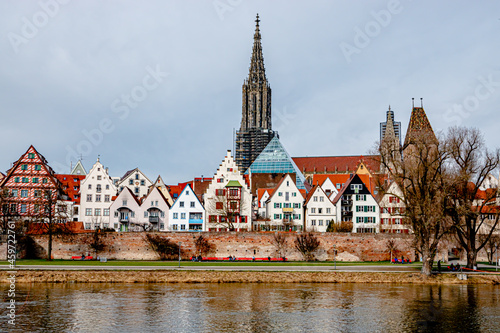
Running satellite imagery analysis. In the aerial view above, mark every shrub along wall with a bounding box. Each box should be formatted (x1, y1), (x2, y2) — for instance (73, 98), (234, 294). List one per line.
(15, 232), (419, 261)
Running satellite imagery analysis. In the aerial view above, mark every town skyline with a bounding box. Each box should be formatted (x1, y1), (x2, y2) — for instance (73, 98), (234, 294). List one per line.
(1, 1), (499, 184)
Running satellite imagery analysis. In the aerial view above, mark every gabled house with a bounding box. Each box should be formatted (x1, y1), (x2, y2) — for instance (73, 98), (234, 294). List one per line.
(265, 174), (304, 231)
(109, 187), (141, 231)
(71, 160), (87, 176)
(378, 181), (409, 234)
(141, 186), (171, 231)
(319, 177), (339, 198)
(149, 175), (174, 206)
(55, 173), (85, 221)
(79, 158), (117, 229)
(257, 188), (271, 218)
(304, 184), (336, 232)
(205, 150), (252, 231)
(0, 145), (71, 224)
(116, 168), (152, 198)
(332, 174), (380, 233)
(169, 183), (205, 231)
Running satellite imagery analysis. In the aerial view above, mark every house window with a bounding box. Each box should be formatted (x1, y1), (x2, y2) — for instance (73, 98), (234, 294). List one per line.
(87, 194), (92, 202)
(85, 223), (91, 229)
(144, 211), (148, 218)
(151, 201), (154, 206)
(173, 213), (178, 219)
(216, 202), (223, 210)
(134, 187), (139, 194)
(96, 185), (102, 192)
(292, 193), (297, 197)
(319, 220), (323, 226)
(209, 215), (217, 222)
(114, 211), (119, 217)
(179, 201), (184, 208)
(278, 192), (283, 196)
(230, 201), (238, 210)
(105, 195), (110, 202)
(22, 178), (29, 183)
(20, 190), (28, 198)
(88, 184), (92, 189)
(311, 208), (316, 213)
(11, 189), (18, 197)
(106, 185), (110, 190)
(123, 200), (127, 206)
(86, 208), (92, 216)
(95, 208), (101, 216)
(326, 208), (331, 214)
(181, 225), (186, 230)
(155, 201), (158, 207)
(217, 178), (223, 183)
(95, 195), (101, 202)
(161, 212), (165, 218)
(21, 164), (28, 171)
(131, 212), (135, 218)
(181, 213), (186, 219)
(216, 189), (225, 196)
(28, 153), (35, 159)
(35, 165), (41, 171)
(32, 177), (39, 183)
(20, 204), (27, 213)
(172, 224), (178, 230)
(320, 197), (324, 202)
(34, 204), (39, 213)
(129, 179), (133, 185)
(313, 196), (318, 202)
(274, 214), (280, 219)
(135, 174), (139, 180)
(336, 183), (341, 189)
(97, 175), (102, 180)
(42, 178), (48, 184)
(141, 180), (145, 186)
(318, 208), (323, 214)
(14, 177), (19, 183)
(311, 220), (316, 226)
(190, 202), (195, 208)
(103, 209), (110, 216)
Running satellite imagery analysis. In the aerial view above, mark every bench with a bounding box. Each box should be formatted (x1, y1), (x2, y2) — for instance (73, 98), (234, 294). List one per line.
(71, 256), (93, 260)
(190, 256), (287, 262)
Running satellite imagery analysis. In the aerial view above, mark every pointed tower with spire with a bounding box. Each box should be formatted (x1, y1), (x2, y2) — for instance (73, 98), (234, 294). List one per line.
(403, 100), (437, 149)
(235, 14), (277, 172)
(380, 106), (401, 146)
(381, 106), (402, 169)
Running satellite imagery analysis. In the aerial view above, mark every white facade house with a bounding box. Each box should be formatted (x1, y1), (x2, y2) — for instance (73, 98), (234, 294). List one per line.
(265, 174), (304, 231)
(79, 158), (117, 229)
(142, 186), (171, 231)
(257, 188), (271, 219)
(333, 174), (380, 233)
(205, 150), (252, 231)
(320, 177), (339, 199)
(109, 187), (141, 231)
(379, 182), (409, 234)
(304, 185), (336, 232)
(116, 168), (153, 198)
(169, 184), (205, 231)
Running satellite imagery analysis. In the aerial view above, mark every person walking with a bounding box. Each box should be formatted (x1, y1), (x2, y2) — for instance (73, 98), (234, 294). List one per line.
(437, 260), (441, 272)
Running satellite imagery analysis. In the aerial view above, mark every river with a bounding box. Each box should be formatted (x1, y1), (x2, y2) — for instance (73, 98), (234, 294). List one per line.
(3, 283), (500, 332)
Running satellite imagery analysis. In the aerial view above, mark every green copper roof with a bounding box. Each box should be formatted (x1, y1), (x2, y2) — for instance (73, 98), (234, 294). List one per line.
(225, 180), (242, 187)
(244, 136), (306, 189)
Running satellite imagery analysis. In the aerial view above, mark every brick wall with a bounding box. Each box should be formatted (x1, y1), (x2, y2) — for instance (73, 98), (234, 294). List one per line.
(3, 232), (420, 261)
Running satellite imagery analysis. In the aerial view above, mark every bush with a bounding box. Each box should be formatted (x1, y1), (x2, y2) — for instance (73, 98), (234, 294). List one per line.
(294, 232), (320, 261)
(145, 234), (180, 260)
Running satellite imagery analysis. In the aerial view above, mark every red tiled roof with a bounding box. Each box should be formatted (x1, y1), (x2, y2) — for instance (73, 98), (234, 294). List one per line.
(257, 188), (272, 202)
(55, 174), (85, 204)
(292, 155), (381, 174)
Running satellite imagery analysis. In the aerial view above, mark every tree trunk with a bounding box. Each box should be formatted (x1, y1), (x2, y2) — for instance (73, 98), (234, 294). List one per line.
(420, 248), (434, 276)
(466, 250), (477, 269)
(47, 230), (52, 261)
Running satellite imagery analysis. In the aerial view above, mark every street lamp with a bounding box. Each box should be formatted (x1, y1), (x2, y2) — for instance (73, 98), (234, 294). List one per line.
(334, 245), (337, 270)
(178, 241), (182, 268)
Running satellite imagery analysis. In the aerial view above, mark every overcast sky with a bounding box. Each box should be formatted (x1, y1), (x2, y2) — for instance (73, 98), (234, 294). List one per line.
(1, 1), (499, 183)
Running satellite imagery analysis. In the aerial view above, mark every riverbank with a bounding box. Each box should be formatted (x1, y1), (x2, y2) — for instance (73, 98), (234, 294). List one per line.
(1, 270), (499, 284)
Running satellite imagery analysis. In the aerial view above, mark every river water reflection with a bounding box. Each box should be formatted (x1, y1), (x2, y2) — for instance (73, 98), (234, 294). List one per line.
(3, 283), (500, 332)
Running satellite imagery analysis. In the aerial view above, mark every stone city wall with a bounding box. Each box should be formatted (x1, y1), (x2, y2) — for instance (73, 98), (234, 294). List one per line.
(2, 232), (421, 262)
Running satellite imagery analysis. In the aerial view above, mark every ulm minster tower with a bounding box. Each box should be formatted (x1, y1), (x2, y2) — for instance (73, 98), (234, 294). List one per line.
(235, 14), (276, 172)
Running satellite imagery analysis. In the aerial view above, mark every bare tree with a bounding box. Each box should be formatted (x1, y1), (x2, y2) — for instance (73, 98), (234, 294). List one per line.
(445, 126), (500, 269)
(207, 192), (248, 231)
(386, 238), (398, 262)
(145, 233), (180, 260)
(378, 132), (452, 276)
(85, 228), (108, 259)
(194, 234), (216, 256)
(272, 232), (289, 258)
(294, 232), (320, 261)
(479, 234), (500, 265)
